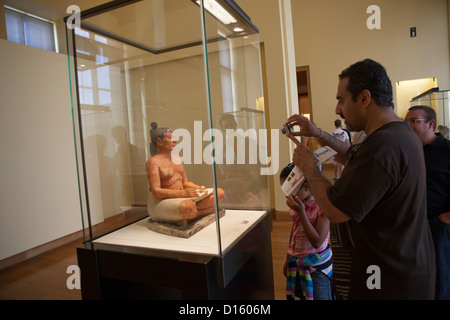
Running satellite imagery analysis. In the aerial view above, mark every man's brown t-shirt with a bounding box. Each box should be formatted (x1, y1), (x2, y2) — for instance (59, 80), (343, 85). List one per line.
(328, 121), (435, 299)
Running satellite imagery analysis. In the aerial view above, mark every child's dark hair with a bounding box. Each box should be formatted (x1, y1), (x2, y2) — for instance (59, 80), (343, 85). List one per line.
(280, 162), (295, 181)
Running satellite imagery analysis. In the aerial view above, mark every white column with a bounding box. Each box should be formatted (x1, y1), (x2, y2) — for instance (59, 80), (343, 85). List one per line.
(278, 0), (298, 117)
(278, 0), (298, 155)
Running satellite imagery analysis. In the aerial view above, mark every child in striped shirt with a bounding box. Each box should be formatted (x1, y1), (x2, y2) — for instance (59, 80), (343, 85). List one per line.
(280, 163), (333, 300)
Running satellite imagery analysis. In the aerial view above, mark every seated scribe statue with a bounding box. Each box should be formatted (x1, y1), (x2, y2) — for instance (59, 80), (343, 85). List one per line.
(146, 127), (224, 226)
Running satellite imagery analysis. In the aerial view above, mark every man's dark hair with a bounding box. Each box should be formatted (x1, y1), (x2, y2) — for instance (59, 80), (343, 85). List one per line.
(339, 59), (394, 107)
(408, 105), (437, 130)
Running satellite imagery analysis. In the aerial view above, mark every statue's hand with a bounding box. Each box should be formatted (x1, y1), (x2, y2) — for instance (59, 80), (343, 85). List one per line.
(183, 188), (199, 198)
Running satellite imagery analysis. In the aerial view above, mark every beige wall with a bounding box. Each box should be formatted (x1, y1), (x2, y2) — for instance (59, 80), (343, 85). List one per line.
(0, 40), (82, 260)
(291, 0), (450, 134)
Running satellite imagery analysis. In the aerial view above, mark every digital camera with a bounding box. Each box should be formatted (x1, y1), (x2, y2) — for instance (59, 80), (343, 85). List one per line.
(281, 122), (293, 134)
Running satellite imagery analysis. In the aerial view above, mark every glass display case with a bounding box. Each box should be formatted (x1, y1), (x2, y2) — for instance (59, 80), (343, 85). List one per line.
(65, 0), (273, 299)
(411, 88), (450, 139)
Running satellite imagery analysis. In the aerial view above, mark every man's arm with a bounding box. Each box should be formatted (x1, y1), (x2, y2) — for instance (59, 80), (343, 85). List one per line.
(314, 130), (351, 165)
(302, 165), (350, 223)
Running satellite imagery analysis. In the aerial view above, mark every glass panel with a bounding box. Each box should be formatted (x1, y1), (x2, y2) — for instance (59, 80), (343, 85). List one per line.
(201, 0), (270, 255)
(201, 1), (270, 206)
(66, 0), (269, 257)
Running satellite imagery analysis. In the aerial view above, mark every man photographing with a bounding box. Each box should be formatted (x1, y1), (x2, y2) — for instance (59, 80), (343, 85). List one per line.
(285, 59), (435, 299)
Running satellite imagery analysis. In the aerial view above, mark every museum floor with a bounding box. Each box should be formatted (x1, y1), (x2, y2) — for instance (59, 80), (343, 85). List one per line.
(0, 167), (335, 300)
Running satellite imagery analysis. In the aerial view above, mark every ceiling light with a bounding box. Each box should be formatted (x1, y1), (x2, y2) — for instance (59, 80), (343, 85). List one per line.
(196, 0), (237, 25)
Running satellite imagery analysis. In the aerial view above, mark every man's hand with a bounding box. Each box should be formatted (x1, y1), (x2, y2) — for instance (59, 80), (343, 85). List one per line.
(438, 212), (450, 224)
(286, 114), (322, 138)
(286, 133), (317, 173)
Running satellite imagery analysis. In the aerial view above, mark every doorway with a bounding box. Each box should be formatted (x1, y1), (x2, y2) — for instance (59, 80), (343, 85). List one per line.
(296, 66), (313, 121)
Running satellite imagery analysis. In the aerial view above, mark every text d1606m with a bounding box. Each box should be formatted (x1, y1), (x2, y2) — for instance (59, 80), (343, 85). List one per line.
(223, 304), (270, 315)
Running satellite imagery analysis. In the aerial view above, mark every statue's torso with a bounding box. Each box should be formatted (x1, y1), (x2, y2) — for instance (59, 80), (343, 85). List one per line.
(155, 156), (184, 190)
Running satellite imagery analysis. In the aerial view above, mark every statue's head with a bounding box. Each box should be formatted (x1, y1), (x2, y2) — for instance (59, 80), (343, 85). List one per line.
(151, 127), (173, 144)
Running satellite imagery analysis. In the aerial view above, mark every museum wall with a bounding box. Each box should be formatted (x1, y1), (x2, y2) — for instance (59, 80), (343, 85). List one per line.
(291, 0), (450, 134)
(0, 39), (82, 260)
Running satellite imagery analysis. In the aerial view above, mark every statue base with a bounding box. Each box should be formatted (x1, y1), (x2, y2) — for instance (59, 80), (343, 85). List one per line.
(147, 209), (226, 238)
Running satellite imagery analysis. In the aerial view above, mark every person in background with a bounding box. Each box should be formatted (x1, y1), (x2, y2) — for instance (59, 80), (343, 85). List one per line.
(345, 120), (366, 145)
(437, 125), (449, 140)
(406, 105), (450, 300)
(330, 119), (350, 180)
(343, 120), (352, 145)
